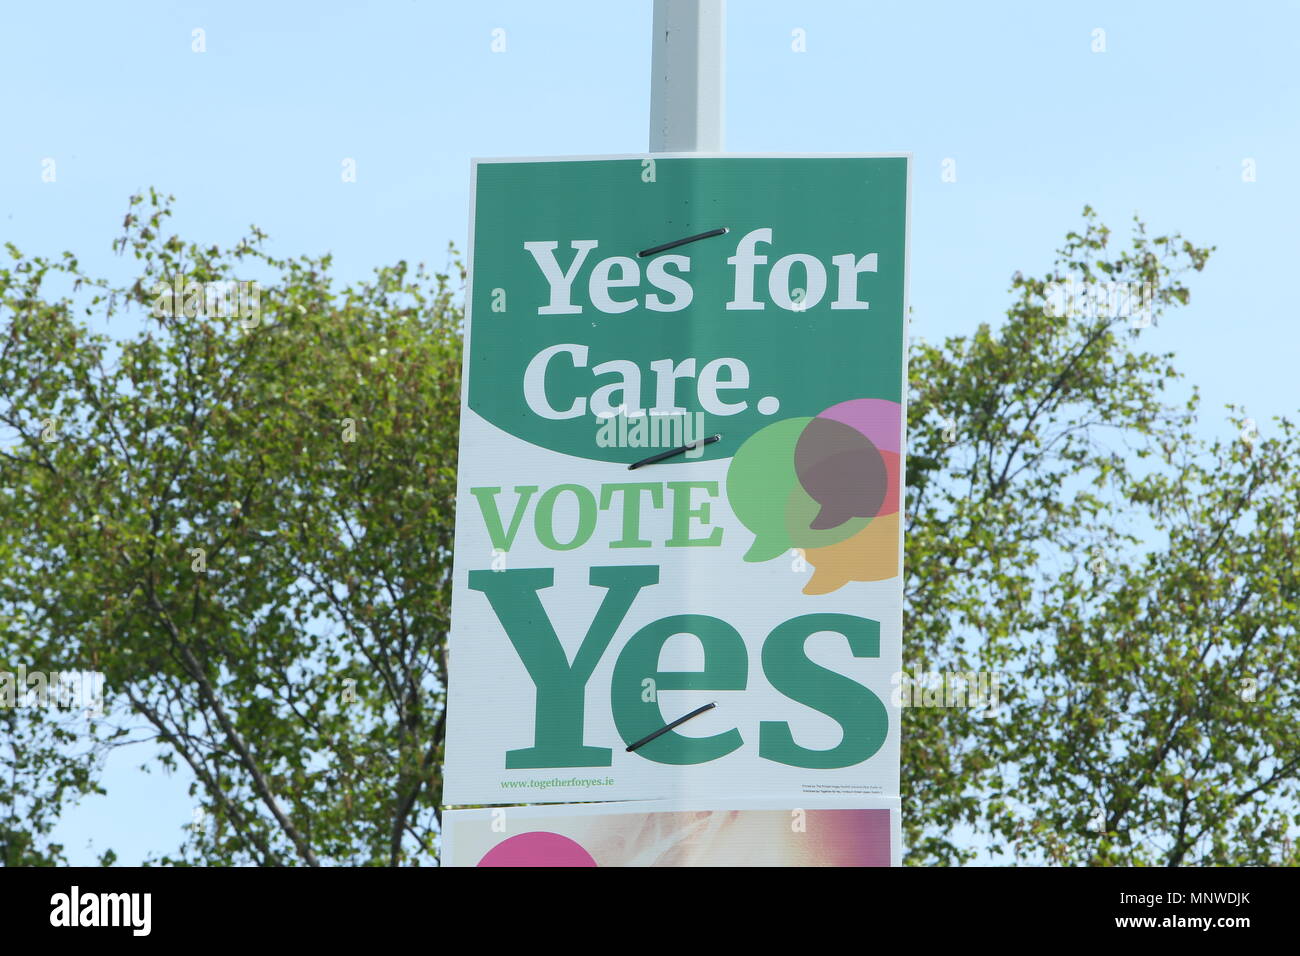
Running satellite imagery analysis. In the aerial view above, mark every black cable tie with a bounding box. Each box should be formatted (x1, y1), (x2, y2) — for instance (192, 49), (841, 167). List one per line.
(638, 227), (729, 258)
(626, 702), (717, 753)
(627, 434), (721, 470)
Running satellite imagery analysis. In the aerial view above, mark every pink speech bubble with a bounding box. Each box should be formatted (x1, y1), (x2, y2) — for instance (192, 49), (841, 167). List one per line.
(818, 399), (902, 455)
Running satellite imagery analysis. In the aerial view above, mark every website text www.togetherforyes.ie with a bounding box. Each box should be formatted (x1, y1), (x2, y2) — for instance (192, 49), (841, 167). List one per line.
(501, 777), (615, 791)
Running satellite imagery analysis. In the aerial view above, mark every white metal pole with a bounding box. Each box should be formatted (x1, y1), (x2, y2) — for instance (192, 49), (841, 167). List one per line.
(649, 0), (725, 153)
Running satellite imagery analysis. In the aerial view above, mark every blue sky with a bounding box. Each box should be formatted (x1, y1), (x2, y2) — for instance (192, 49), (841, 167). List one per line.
(2, 0), (1297, 864)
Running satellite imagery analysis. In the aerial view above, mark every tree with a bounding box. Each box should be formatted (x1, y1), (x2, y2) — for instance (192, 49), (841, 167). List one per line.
(1, 191), (462, 864)
(902, 209), (1300, 865)
(2, 195), (1296, 866)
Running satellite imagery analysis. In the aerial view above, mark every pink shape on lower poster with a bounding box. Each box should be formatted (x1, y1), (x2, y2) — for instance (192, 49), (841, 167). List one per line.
(477, 831), (598, 867)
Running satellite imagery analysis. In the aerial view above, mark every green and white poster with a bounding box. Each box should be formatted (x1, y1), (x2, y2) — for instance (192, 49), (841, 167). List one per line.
(443, 155), (910, 814)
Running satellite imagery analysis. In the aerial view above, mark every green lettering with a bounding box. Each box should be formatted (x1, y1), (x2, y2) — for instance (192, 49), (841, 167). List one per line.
(758, 613), (887, 769)
(534, 484), (597, 551)
(665, 480), (723, 547)
(599, 482), (664, 548)
(469, 485), (538, 551)
(612, 614), (746, 764)
(468, 565), (658, 768)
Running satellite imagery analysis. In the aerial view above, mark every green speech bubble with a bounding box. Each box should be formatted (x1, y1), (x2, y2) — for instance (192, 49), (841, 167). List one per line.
(727, 417), (869, 562)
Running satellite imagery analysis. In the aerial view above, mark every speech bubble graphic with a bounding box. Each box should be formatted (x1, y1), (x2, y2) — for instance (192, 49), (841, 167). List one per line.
(813, 397), (902, 518)
(728, 418), (870, 561)
(875, 449), (901, 517)
(802, 511), (900, 594)
(727, 417), (813, 562)
(726, 399), (903, 582)
(795, 417), (888, 530)
(818, 398), (902, 454)
(785, 481), (870, 550)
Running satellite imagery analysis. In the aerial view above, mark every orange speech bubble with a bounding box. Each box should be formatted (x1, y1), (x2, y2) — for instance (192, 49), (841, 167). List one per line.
(802, 511), (900, 595)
